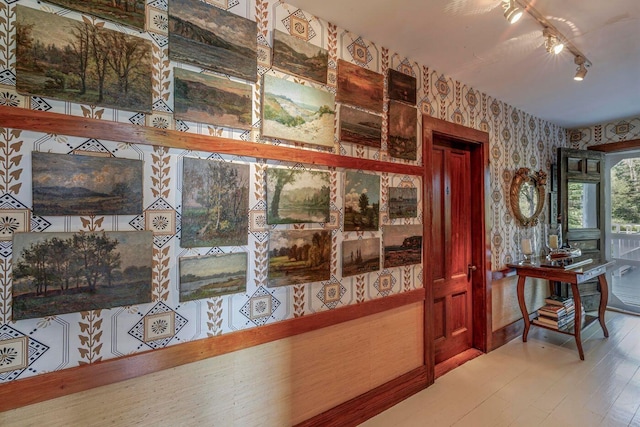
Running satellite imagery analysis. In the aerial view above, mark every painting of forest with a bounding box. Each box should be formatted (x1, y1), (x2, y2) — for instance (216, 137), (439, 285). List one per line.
(389, 187), (418, 219)
(45, 0), (146, 30)
(12, 231), (153, 320)
(169, 0), (257, 82)
(181, 158), (249, 248)
(261, 74), (335, 147)
(15, 6), (152, 112)
(339, 106), (382, 148)
(174, 68), (252, 129)
(383, 225), (422, 268)
(342, 238), (380, 277)
(32, 152), (143, 216)
(272, 30), (328, 84)
(344, 171), (380, 231)
(266, 169), (330, 224)
(268, 230), (331, 287)
(179, 252), (247, 301)
(388, 69), (417, 105)
(336, 59), (384, 113)
(388, 101), (418, 161)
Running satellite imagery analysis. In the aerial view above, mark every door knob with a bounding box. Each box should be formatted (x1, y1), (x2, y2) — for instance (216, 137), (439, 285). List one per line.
(467, 264), (477, 278)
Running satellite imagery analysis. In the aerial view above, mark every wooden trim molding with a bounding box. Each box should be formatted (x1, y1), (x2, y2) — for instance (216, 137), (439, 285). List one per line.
(0, 288), (425, 412)
(0, 105), (423, 176)
(588, 138), (640, 153)
(295, 365), (428, 427)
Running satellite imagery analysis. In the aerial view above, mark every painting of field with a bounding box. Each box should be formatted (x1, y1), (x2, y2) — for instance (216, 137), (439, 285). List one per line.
(174, 68), (252, 129)
(32, 152), (143, 216)
(46, 0), (146, 30)
(383, 225), (423, 268)
(268, 230), (331, 287)
(12, 231), (152, 320)
(336, 59), (384, 113)
(16, 6), (152, 112)
(169, 0), (257, 82)
(389, 187), (418, 219)
(179, 252), (247, 301)
(342, 238), (380, 277)
(272, 30), (328, 84)
(339, 106), (382, 147)
(261, 74), (335, 147)
(344, 171), (380, 231)
(181, 158), (249, 248)
(388, 101), (418, 161)
(266, 169), (330, 224)
(388, 69), (417, 105)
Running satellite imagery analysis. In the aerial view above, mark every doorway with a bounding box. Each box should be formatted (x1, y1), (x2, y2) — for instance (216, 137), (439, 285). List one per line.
(422, 116), (490, 381)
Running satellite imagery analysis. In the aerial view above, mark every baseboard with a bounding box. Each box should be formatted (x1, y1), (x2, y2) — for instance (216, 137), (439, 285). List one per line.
(295, 365), (429, 427)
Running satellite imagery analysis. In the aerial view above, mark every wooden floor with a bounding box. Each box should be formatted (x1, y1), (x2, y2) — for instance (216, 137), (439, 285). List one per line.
(361, 310), (640, 427)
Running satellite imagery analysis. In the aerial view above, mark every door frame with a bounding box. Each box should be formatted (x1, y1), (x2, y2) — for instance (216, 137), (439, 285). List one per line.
(422, 116), (491, 384)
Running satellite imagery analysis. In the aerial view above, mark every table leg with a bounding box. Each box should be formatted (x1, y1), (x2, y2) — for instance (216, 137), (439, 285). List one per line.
(598, 274), (610, 338)
(571, 283), (584, 361)
(516, 275), (530, 342)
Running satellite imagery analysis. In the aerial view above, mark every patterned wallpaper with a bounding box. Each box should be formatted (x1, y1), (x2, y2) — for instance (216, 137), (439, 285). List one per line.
(0, 0), (565, 383)
(568, 115), (640, 149)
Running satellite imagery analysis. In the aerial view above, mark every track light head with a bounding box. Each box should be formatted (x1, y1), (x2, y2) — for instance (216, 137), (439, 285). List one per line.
(574, 56), (588, 81)
(543, 28), (564, 55)
(503, 0), (523, 24)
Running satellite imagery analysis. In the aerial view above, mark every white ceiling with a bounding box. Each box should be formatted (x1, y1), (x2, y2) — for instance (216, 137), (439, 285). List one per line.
(285, 0), (640, 129)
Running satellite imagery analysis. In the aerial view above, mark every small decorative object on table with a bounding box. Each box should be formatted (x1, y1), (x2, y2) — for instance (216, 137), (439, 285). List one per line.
(518, 227), (537, 262)
(545, 223), (562, 257)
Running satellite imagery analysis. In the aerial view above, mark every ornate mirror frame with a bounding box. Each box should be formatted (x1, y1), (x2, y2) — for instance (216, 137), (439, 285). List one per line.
(510, 167), (547, 226)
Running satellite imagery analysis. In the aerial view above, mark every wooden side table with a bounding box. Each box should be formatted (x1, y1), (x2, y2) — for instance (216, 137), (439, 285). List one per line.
(507, 257), (614, 360)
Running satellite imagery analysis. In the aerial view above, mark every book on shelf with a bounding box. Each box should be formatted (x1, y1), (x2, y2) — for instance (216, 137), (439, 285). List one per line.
(545, 294), (573, 307)
(538, 304), (566, 318)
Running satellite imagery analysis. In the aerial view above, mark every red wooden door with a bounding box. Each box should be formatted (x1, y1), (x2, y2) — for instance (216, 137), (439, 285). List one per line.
(432, 140), (473, 364)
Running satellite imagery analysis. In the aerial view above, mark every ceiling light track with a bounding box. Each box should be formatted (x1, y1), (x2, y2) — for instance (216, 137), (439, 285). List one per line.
(509, 0), (592, 81)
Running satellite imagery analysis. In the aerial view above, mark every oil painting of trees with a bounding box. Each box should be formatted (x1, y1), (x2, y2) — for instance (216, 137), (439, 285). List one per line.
(342, 238), (380, 277)
(266, 168), (330, 224)
(31, 152), (143, 216)
(181, 158), (249, 248)
(344, 171), (380, 231)
(12, 231), (153, 320)
(16, 5), (152, 112)
(45, 0), (146, 30)
(268, 230), (331, 287)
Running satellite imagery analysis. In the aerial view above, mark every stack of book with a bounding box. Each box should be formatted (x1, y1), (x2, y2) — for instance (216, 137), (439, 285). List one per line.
(533, 295), (580, 330)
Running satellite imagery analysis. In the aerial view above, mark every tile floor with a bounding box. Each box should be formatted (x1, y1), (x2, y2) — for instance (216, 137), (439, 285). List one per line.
(361, 310), (640, 427)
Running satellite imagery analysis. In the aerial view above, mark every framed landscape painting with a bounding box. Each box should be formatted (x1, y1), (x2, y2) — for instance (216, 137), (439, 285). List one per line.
(174, 68), (252, 130)
(389, 187), (418, 219)
(169, 0), (257, 82)
(16, 6), (152, 112)
(179, 252), (247, 301)
(272, 30), (328, 84)
(388, 69), (417, 105)
(32, 152), (143, 216)
(261, 74), (335, 147)
(336, 59), (384, 113)
(342, 238), (380, 277)
(44, 0), (146, 30)
(344, 171), (380, 231)
(181, 158), (249, 248)
(12, 231), (153, 320)
(388, 101), (418, 161)
(339, 106), (382, 148)
(266, 168), (330, 224)
(383, 224), (422, 268)
(268, 229), (331, 287)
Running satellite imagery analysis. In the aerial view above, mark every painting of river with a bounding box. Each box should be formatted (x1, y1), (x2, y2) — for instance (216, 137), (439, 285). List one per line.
(266, 168), (330, 224)
(179, 252), (247, 301)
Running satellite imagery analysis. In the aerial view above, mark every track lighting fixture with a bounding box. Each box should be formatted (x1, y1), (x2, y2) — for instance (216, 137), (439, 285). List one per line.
(574, 56), (588, 81)
(507, 0), (592, 81)
(543, 28), (564, 55)
(503, 0), (523, 24)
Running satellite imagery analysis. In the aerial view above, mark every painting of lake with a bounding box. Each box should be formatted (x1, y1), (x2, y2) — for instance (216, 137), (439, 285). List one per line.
(389, 187), (418, 219)
(31, 152), (143, 216)
(339, 106), (382, 148)
(266, 168), (330, 224)
(168, 0), (257, 82)
(179, 252), (247, 301)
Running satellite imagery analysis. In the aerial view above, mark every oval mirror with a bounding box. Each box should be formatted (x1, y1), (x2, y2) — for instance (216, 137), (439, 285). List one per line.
(510, 168), (547, 226)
